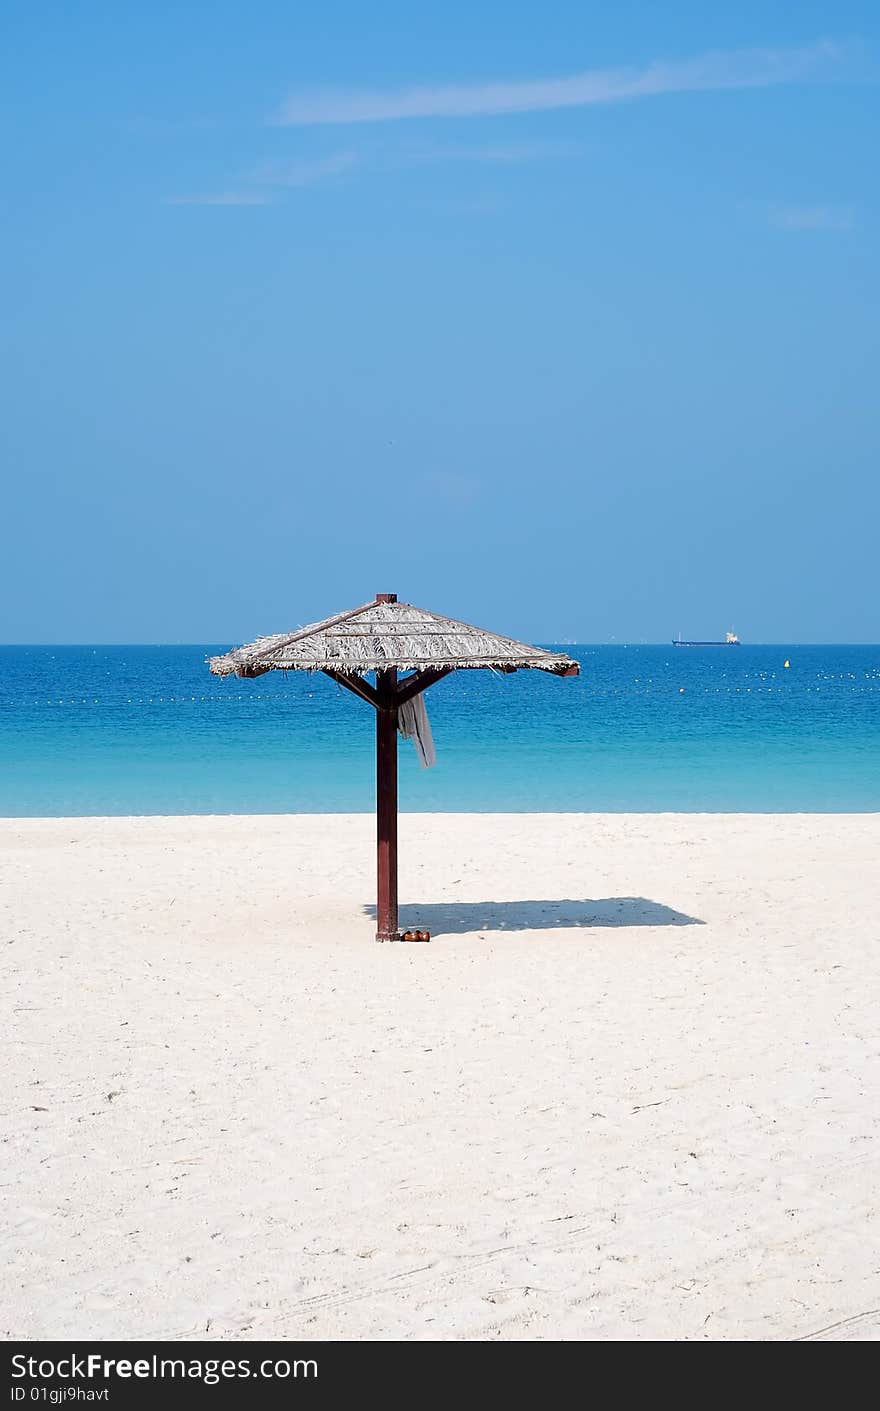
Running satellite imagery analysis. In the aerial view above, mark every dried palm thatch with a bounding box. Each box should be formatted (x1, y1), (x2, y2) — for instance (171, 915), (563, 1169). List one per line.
(209, 596), (578, 679)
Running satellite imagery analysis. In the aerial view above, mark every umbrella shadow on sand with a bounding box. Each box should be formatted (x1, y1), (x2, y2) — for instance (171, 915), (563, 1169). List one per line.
(365, 898), (705, 937)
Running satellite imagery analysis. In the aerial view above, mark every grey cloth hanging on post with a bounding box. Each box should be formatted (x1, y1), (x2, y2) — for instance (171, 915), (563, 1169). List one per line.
(398, 691), (436, 768)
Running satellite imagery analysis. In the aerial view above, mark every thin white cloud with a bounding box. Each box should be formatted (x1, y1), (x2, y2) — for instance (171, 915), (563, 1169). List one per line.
(247, 152), (356, 186)
(277, 40), (844, 126)
(770, 204), (854, 230)
(165, 191), (275, 206)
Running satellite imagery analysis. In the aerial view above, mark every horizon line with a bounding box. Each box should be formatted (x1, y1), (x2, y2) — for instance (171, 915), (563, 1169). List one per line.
(1, 641), (878, 650)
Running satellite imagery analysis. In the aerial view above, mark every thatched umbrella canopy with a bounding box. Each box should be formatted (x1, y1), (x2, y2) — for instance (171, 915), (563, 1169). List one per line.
(210, 593), (578, 941)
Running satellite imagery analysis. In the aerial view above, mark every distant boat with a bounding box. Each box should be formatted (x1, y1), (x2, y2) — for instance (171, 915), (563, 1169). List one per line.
(673, 631), (741, 647)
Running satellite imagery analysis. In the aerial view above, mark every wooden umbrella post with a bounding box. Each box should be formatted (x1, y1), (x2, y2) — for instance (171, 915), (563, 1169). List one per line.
(375, 596), (399, 941)
(375, 681), (398, 941)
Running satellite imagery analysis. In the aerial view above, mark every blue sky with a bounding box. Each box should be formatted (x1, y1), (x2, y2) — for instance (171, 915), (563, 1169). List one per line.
(2, 2), (877, 643)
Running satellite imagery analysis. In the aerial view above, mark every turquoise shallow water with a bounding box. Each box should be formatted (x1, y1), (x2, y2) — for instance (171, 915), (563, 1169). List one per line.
(1, 644), (878, 815)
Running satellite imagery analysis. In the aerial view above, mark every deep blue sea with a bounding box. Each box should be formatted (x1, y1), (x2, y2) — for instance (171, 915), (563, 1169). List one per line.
(1, 645), (878, 815)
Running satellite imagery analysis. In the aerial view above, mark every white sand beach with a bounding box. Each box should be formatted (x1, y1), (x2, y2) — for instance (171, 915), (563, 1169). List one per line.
(2, 812), (879, 1342)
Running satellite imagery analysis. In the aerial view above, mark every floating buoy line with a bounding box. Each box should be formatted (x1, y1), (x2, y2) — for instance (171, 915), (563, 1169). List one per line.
(7, 674), (879, 709)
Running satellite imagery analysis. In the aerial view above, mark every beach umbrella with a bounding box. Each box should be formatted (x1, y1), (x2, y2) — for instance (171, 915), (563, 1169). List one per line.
(209, 593), (578, 941)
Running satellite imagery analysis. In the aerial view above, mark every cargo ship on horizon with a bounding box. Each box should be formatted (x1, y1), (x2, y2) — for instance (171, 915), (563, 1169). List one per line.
(673, 631), (741, 647)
